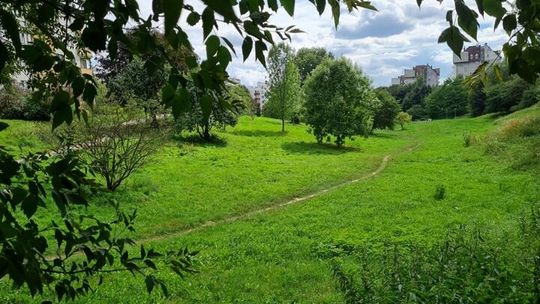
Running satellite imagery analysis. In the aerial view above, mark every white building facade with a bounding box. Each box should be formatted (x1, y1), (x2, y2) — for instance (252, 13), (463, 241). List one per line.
(453, 44), (502, 77)
(391, 64), (440, 87)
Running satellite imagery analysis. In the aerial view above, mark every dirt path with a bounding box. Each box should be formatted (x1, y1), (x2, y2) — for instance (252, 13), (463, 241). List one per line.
(140, 150), (403, 244)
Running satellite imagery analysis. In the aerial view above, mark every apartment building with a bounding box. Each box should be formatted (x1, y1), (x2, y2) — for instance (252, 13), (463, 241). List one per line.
(391, 64), (440, 87)
(453, 43), (502, 77)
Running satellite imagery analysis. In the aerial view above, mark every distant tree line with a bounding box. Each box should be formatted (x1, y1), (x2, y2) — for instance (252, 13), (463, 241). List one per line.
(383, 64), (540, 121)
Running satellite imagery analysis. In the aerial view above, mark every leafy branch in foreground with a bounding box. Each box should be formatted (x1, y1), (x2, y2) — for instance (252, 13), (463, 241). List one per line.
(0, 145), (197, 301)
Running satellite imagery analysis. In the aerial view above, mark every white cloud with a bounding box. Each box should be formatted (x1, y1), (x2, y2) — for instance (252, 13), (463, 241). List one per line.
(134, 0), (506, 87)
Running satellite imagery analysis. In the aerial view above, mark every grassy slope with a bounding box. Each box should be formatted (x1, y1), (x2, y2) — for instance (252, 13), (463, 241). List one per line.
(1, 113), (539, 303)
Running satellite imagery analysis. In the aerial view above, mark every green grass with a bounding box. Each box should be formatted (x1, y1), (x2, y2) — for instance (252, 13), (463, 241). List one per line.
(0, 119), (49, 155)
(1, 112), (539, 303)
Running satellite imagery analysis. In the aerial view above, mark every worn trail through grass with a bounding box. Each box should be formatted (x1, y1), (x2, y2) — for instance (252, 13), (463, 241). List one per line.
(140, 142), (420, 244)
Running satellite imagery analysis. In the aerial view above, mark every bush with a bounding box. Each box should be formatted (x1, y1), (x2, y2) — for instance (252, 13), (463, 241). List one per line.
(303, 58), (375, 147)
(425, 77), (468, 119)
(468, 82), (486, 117)
(373, 88), (400, 130)
(327, 220), (540, 304)
(176, 86), (243, 141)
(395, 112), (412, 130)
(0, 88), (49, 121)
(485, 77), (531, 113)
(76, 104), (162, 191)
(406, 104), (428, 121)
(513, 83), (540, 111)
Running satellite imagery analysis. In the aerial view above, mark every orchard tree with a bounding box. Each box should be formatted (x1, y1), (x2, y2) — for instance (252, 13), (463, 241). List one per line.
(373, 88), (401, 130)
(0, 0), (539, 301)
(294, 47), (333, 83)
(263, 43), (302, 132)
(304, 58), (374, 147)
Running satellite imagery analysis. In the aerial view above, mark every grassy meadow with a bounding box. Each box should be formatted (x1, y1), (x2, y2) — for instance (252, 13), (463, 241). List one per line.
(0, 105), (539, 303)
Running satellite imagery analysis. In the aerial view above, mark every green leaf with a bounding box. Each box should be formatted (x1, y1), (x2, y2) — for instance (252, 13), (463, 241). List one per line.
(202, 8), (215, 39)
(163, 0), (183, 35)
(268, 0), (278, 11)
(475, 0), (484, 16)
(455, 0), (479, 40)
(255, 40), (267, 67)
(438, 26), (470, 56)
(416, 0), (423, 7)
(145, 276), (155, 293)
(217, 46), (232, 67)
(358, 2), (377, 11)
(221, 37), (236, 56)
(205, 35), (220, 57)
(187, 12), (200, 26)
(315, 0), (326, 15)
(83, 83), (97, 105)
(329, 0), (340, 28)
(0, 41), (9, 71)
(202, 0), (239, 21)
(200, 94), (213, 120)
(483, 0), (506, 19)
(161, 83), (175, 105)
(242, 37), (253, 61)
(281, 0), (295, 16)
(172, 87), (190, 118)
(502, 14), (517, 34)
(446, 10), (453, 24)
(0, 10), (21, 52)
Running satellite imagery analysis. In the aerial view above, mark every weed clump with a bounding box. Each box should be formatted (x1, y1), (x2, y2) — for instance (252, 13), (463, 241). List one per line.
(433, 184), (446, 200)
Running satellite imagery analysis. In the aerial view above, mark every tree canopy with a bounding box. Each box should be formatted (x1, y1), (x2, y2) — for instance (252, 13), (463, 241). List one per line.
(304, 58), (375, 146)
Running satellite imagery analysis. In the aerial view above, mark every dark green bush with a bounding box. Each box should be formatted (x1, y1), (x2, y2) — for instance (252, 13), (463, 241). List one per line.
(513, 84), (540, 111)
(485, 77), (531, 113)
(0, 88), (49, 121)
(433, 184), (446, 200)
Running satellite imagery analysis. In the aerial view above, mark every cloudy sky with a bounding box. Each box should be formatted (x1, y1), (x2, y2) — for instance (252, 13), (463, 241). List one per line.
(138, 0), (507, 87)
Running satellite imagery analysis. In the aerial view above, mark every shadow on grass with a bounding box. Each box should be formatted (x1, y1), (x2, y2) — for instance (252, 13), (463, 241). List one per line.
(281, 141), (360, 155)
(0, 121), (8, 132)
(370, 132), (398, 139)
(230, 130), (288, 137)
(172, 133), (228, 147)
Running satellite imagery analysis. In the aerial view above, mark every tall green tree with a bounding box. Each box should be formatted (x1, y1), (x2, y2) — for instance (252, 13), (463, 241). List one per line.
(425, 77), (468, 119)
(304, 58), (374, 147)
(263, 43), (302, 132)
(468, 82), (486, 117)
(373, 88), (401, 130)
(294, 48), (333, 83)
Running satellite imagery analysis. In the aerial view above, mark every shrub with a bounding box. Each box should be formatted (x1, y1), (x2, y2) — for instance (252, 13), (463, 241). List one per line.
(513, 83), (540, 111)
(175, 86), (243, 141)
(373, 88), (400, 130)
(328, 221), (540, 304)
(468, 82), (486, 117)
(485, 77), (531, 113)
(395, 112), (412, 130)
(303, 58), (375, 147)
(425, 77), (468, 119)
(406, 104), (428, 121)
(433, 184), (446, 200)
(77, 104), (162, 191)
(0, 88), (49, 121)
